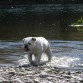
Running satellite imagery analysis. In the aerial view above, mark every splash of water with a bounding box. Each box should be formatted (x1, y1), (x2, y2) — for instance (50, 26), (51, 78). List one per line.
(18, 53), (49, 66)
(18, 54), (29, 66)
(47, 56), (79, 68)
(18, 53), (79, 68)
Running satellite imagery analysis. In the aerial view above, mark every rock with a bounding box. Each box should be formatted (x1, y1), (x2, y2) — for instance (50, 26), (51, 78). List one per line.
(70, 78), (78, 83)
(75, 71), (81, 74)
(63, 75), (72, 79)
(34, 78), (40, 83)
(46, 77), (54, 80)
(9, 71), (16, 76)
(20, 67), (25, 71)
(78, 78), (83, 82)
(67, 71), (71, 75)
(44, 68), (51, 72)
(0, 77), (6, 82)
(39, 74), (49, 78)
(0, 67), (3, 72)
(25, 79), (34, 83)
(39, 71), (49, 78)
(71, 71), (76, 74)
(13, 78), (23, 83)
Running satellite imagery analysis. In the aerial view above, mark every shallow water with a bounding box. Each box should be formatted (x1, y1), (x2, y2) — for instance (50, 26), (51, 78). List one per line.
(0, 40), (83, 70)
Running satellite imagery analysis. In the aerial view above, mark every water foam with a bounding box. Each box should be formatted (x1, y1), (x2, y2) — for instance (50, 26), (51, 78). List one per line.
(18, 54), (29, 66)
(18, 53), (49, 66)
(18, 54), (79, 68)
(47, 56), (79, 68)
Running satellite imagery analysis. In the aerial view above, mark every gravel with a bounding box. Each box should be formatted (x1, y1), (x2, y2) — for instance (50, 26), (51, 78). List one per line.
(0, 65), (83, 83)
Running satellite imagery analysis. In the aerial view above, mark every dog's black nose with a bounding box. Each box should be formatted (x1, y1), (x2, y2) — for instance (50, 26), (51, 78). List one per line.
(25, 45), (28, 48)
(24, 45), (29, 51)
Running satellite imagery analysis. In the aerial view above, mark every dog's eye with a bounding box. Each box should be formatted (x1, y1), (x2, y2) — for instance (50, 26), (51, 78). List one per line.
(28, 43), (31, 45)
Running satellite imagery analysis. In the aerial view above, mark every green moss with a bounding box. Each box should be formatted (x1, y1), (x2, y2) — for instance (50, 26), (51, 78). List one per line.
(77, 17), (83, 24)
(71, 16), (83, 32)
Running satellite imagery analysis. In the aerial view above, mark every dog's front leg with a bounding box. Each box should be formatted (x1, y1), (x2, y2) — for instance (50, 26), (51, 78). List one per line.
(28, 53), (34, 64)
(34, 53), (42, 66)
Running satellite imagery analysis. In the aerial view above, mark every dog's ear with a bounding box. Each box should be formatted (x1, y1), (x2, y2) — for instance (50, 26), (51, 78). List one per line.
(23, 38), (25, 43)
(32, 38), (36, 41)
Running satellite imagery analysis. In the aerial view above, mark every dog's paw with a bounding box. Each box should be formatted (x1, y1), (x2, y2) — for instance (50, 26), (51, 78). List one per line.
(30, 61), (38, 66)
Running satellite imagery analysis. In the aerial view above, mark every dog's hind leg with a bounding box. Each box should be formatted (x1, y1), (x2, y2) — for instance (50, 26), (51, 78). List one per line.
(45, 47), (52, 62)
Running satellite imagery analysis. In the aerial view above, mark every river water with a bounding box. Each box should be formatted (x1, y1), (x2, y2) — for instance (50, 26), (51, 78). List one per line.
(0, 4), (83, 70)
(0, 40), (83, 70)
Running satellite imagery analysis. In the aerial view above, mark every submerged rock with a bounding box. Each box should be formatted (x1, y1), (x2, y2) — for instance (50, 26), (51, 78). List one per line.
(0, 77), (6, 82)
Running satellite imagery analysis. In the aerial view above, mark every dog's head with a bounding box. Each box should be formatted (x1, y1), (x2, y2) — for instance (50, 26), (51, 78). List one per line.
(23, 37), (36, 51)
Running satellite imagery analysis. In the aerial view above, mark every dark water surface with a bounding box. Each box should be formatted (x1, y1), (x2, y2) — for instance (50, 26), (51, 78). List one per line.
(0, 4), (83, 69)
(0, 4), (83, 40)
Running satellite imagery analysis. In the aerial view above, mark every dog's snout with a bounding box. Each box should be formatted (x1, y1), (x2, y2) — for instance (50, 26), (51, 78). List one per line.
(24, 45), (29, 51)
(25, 45), (28, 48)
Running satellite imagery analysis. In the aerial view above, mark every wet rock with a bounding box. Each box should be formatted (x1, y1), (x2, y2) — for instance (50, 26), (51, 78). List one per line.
(44, 68), (51, 72)
(39, 74), (49, 78)
(12, 78), (23, 83)
(63, 75), (72, 79)
(67, 71), (71, 75)
(46, 77), (54, 80)
(75, 71), (81, 74)
(9, 71), (16, 76)
(39, 71), (49, 78)
(25, 79), (34, 83)
(0, 67), (3, 72)
(78, 78), (83, 83)
(0, 77), (6, 82)
(71, 71), (76, 74)
(34, 78), (40, 83)
(70, 78), (78, 83)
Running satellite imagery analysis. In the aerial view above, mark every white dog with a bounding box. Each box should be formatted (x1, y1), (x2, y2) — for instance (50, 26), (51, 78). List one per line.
(23, 37), (52, 66)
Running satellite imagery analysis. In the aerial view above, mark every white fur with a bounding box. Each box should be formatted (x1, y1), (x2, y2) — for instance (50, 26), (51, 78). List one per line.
(23, 37), (52, 66)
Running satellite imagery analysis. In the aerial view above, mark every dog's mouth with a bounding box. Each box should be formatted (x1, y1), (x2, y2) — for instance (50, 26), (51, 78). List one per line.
(24, 45), (30, 51)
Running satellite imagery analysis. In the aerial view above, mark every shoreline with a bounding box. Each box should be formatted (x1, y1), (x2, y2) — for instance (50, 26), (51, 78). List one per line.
(0, 66), (83, 83)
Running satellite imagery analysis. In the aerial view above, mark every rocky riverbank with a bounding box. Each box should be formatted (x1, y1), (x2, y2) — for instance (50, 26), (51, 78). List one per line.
(0, 65), (83, 83)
